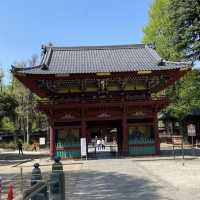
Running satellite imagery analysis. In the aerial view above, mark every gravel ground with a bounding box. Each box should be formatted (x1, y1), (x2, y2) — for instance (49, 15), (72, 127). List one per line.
(1, 146), (200, 199)
(68, 157), (200, 200)
(0, 158), (82, 199)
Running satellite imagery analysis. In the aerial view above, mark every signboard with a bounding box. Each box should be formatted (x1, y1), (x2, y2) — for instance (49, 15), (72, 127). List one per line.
(172, 135), (184, 161)
(81, 138), (87, 157)
(187, 124), (196, 136)
(39, 137), (46, 145)
(172, 135), (183, 145)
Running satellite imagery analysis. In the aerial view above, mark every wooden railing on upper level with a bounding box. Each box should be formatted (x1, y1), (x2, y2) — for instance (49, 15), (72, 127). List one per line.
(37, 95), (168, 106)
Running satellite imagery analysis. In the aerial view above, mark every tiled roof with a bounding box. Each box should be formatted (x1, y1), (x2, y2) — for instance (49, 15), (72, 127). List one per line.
(13, 44), (191, 75)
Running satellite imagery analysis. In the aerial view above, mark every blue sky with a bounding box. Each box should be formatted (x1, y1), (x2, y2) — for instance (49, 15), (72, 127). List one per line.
(0, 0), (152, 83)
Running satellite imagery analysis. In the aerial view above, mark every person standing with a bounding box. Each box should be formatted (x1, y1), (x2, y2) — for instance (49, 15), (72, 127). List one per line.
(32, 142), (37, 151)
(17, 141), (23, 156)
(97, 139), (101, 150)
(101, 139), (105, 150)
(95, 136), (98, 144)
(104, 135), (107, 144)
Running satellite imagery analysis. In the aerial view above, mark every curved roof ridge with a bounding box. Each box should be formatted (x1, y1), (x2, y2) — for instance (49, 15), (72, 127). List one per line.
(145, 44), (162, 62)
(12, 43), (192, 75)
(11, 64), (42, 72)
(164, 60), (192, 65)
(48, 44), (146, 51)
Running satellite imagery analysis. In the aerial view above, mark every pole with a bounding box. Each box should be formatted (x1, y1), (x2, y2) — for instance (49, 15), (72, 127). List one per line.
(182, 136), (184, 166)
(20, 167), (23, 193)
(192, 136), (195, 156)
(27, 112), (29, 144)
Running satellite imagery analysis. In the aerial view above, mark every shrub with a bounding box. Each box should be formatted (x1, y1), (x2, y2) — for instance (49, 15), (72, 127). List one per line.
(0, 142), (33, 150)
(0, 142), (16, 149)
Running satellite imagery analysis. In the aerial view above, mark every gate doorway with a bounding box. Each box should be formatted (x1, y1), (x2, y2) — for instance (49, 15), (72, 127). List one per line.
(87, 120), (122, 159)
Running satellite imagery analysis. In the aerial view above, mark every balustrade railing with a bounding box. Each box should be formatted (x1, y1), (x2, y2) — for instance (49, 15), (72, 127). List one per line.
(38, 95), (168, 106)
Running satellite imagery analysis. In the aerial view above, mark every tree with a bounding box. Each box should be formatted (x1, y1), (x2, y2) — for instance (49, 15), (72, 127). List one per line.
(143, 0), (200, 128)
(143, 0), (181, 60)
(0, 93), (18, 129)
(165, 69), (200, 119)
(0, 68), (4, 93)
(169, 0), (200, 61)
(10, 56), (48, 143)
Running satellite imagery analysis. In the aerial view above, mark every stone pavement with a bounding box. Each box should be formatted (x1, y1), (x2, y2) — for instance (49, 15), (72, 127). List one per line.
(1, 149), (200, 199)
(67, 157), (200, 200)
(0, 149), (49, 166)
(0, 158), (82, 199)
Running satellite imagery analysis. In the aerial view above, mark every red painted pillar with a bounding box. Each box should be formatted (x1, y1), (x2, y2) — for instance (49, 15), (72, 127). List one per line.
(81, 120), (86, 138)
(154, 114), (160, 155)
(122, 111), (128, 155)
(81, 106), (86, 138)
(50, 125), (56, 158)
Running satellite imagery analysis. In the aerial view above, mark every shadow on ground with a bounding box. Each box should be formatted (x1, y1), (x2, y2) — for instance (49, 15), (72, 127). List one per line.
(0, 163), (171, 199)
(87, 151), (119, 160)
(161, 148), (200, 156)
(0, 170), (50, 199)
(68, 170), (163, 200)
(0, 152), (49, 165)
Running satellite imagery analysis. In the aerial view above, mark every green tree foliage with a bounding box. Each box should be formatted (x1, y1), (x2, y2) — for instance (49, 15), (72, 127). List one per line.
(165, 69), (200, 119)
(10, 57), (48, 141)
(0, 57), (48, 140)
(47, 42), (53, 47)
(0, 68), (3, 92)
(143, 0), (200, 121)
(169, 0), (200, 61)
(1, 117), (16, 132)
(0, 93), (18, 128)
(143, 0), (181, 60)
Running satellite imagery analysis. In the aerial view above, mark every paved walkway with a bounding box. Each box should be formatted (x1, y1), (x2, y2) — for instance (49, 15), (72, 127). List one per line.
(1, 147), (200, 199)
(0, 158), (82, 199)
(67, 158), (200, 200)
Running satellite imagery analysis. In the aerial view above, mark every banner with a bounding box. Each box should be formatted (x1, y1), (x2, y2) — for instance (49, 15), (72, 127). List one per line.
(81, 138), (87, 157)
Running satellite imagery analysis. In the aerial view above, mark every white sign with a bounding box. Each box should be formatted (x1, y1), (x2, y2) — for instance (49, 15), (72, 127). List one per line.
(81, 138), (87, 157)
(172, 135), (183, 145)
(39, 137), (46, 145)
(187, 124), (196, 136)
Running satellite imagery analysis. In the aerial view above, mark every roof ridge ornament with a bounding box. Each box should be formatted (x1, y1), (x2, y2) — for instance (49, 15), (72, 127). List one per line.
(41, 47), (53, 70)
(146, 43), (156, 49)
(41, 64), (48, 70)
(157, 59), (165, 66)
(41, 45), (47, 54)
(145, 44), (162, 62)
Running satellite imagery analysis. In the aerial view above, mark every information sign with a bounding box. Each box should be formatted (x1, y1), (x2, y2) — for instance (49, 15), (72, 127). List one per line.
(81, 138), (87, 157)
(187, 124), (196, 136)
(39, 137), (46, 145)
(172, 135), (183, 145)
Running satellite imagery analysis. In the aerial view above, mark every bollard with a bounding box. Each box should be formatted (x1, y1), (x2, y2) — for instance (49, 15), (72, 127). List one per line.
(31, 163), (42, 186)
(7, 184), (13, 200)
(30, 163), (48, 200)
(50, 156), (65, 200)
(20, 167), (23, 192)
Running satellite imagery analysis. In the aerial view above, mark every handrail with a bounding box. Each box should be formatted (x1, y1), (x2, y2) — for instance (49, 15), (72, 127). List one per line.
(23, 180), (49, 200)
(38, 96), (168, 105)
